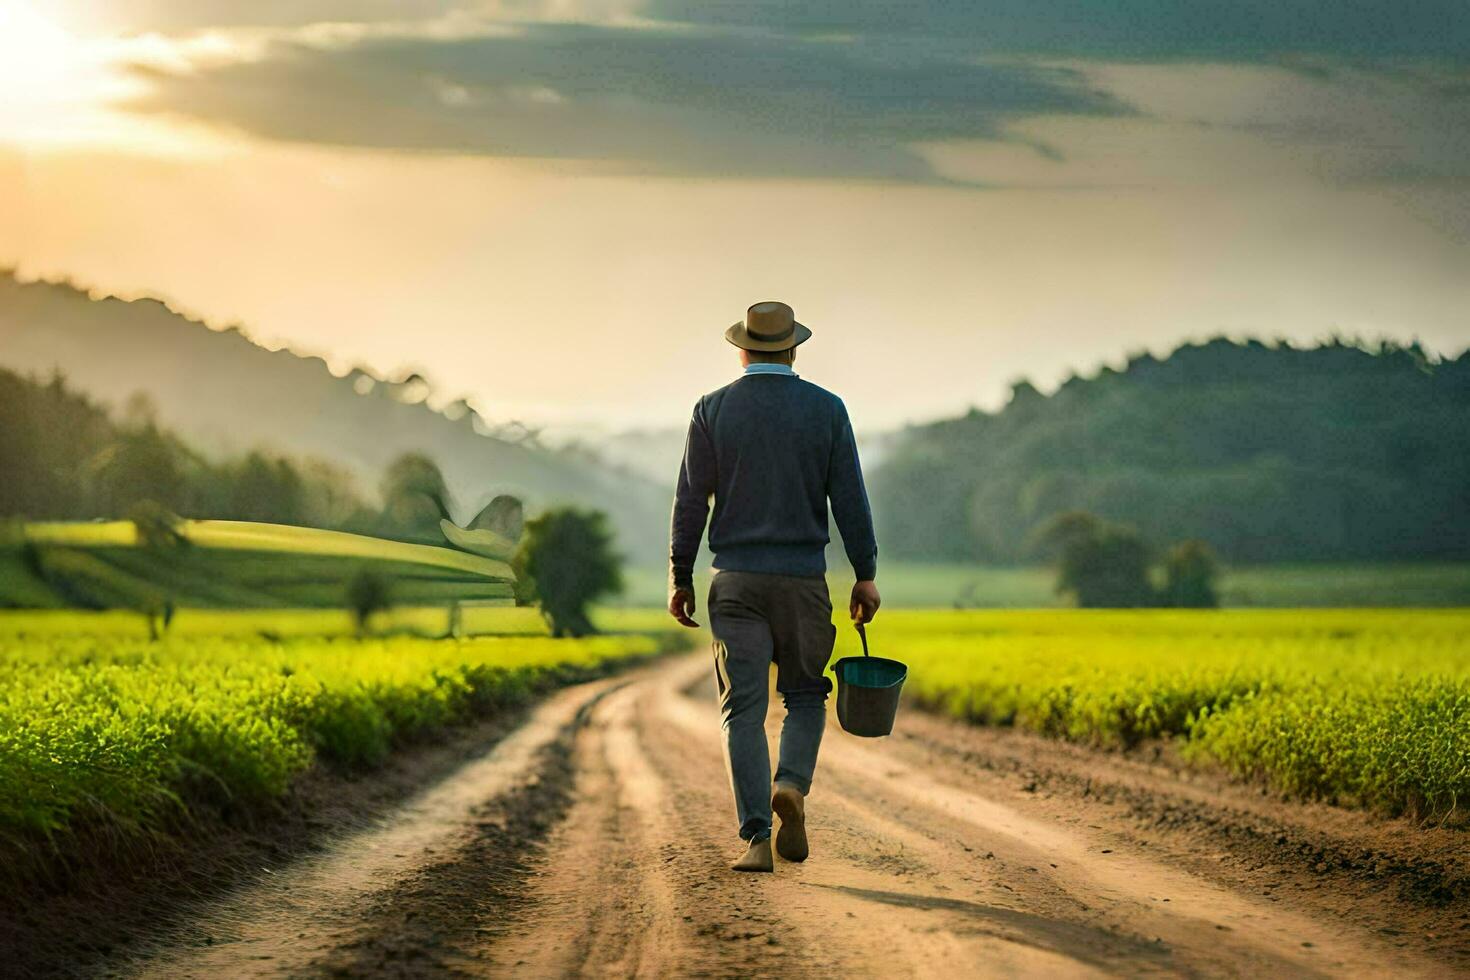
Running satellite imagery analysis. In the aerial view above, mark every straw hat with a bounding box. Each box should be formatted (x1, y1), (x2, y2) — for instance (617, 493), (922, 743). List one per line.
(725, 301), (812, 352)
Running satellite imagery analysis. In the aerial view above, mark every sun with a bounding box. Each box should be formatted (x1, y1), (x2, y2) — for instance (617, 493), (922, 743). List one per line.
(0, 0), (82, 96)
(0, 0), (167, 148)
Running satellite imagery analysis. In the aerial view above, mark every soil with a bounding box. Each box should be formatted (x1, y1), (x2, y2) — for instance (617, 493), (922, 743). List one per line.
(0, 697), (544, 980)
(12, 652), (1469, 978)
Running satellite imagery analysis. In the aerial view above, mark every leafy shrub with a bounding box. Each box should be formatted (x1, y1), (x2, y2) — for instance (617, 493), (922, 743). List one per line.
(1035, 511), (1155, 607)
(512, 508), (623, 637)
(345, 568), (392, 634)
(1162, 539), (1220, 608)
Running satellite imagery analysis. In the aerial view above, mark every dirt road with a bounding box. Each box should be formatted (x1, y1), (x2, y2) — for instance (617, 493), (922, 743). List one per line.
(122, 652), (1466, 978)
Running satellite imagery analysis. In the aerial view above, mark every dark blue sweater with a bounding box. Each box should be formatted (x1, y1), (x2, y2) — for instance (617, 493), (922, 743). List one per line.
(669, 372), (878, 589)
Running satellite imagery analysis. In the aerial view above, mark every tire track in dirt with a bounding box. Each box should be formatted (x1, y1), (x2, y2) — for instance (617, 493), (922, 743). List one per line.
(645, 653), (1450, 978)
(486, 676), (822, 977)
(641, 662), (1137, 978)
(119, 673), (633, 978)
(116, 651), (1460, 978)
(487, 680), (710, 976)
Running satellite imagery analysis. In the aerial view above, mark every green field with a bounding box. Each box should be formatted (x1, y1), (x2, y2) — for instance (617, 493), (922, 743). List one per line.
(2, 519), (515, 611)
(615, 561), (1470, 609)
(839, 609), (1470, 821)
(0, 608), (679, 872)
(4, 601), (1464, 883)
(14, 520), (1467, 615)
(0, 604), (559, 639)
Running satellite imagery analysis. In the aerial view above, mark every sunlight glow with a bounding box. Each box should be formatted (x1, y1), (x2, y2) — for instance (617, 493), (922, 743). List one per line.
(0, 1), (92, 102)
(0, 2), (68, 60)
(0, 0), (205, 152)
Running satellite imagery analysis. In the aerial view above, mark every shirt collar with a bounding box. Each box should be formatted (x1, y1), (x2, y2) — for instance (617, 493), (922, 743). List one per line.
(743, 363), (797, 377)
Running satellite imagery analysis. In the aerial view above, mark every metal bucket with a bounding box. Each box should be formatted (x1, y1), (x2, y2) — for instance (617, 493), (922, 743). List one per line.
(832, 622), (907, 737)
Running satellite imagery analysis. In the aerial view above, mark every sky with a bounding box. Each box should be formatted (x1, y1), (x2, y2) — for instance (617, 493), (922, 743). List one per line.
(1, 0), (1467, 432)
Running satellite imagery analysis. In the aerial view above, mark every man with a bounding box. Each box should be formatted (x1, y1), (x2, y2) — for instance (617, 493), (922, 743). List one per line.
(669, 300), (881, 873)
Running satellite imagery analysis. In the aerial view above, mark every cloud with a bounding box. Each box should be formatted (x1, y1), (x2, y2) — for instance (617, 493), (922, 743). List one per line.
(1087, 61), (1470, 180)
(120, 23), (1126, 181)
(90, 0), (1470, 60)
(644, 0), (1470, 61)
(918, 61), (1470, 187)
(107, 4), (1470, 186)
(75, 1), (482, 34)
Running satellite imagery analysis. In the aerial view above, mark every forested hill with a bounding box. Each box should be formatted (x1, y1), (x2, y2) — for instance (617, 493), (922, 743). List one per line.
(870, 339), (1470, 564)
(0, 275), (668, 559)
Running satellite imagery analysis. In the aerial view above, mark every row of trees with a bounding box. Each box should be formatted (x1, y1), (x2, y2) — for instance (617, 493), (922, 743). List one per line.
(0, 368), (488, 544)
(1037, 511), (1219, 608)
(1, 369), (365, 526)
(873, 338), (1470, 565)
(3, 368), (628, 637)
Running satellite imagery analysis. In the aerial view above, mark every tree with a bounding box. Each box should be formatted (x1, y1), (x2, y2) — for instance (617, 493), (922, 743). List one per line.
(1162, 539), (1220, 608)
(512, 508), (623, 637)
(0, 369), (111, 519)
(298, 458), (370, 530)
(346, 568), (392, 635)
(93, 422), (190, 516)
(379, 453), (452, 540)
(128, 501), (186, 638)
(1035, 511), (1154, 608)
(872, 339), (1470, 564)
(227, 452), (306, 524)
(0, 366), (378, 532)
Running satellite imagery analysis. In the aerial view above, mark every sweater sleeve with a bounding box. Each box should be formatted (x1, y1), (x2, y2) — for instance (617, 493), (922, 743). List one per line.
(828, 401), (878, 581)
(669, 401), (716, 591)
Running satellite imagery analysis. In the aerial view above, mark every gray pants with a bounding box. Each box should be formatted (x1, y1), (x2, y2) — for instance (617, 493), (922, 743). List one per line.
(707, 570), (837, 842)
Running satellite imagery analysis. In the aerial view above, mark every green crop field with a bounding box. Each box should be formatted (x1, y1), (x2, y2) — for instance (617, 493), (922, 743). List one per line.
(838, 609), (1470, 822)
(5, 601), (1464, 888)
(0, 608), (680, 873)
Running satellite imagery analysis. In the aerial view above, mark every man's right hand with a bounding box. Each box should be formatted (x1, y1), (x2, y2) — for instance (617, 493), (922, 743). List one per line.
(850, 580), (881, 624)
(668, 586), (701, 628)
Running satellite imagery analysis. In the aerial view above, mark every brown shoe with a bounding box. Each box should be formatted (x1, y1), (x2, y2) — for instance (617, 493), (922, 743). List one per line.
(771, 783), (808, 863)
(731, 838), (773, 872)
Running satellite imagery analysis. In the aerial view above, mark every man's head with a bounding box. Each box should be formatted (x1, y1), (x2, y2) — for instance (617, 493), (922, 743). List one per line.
(725, 301), (811, 358)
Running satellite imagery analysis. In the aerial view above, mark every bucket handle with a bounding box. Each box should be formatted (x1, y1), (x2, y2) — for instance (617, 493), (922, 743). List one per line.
(855, 621), (870, 657)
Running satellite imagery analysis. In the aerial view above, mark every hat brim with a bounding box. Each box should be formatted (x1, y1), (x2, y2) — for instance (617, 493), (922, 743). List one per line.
(725, 321), (812, 352)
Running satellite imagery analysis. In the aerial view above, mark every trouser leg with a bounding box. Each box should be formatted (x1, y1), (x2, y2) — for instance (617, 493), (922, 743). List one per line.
(772, 576), (837, 796)
(773, 688), (826, 794)
(709, 580), (775, 842)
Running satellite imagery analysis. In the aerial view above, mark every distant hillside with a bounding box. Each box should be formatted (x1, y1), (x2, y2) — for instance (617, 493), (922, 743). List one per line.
(558, 425), (689, 486)
(0, 275), (668, 560)
(871, 339), (1470, 564)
